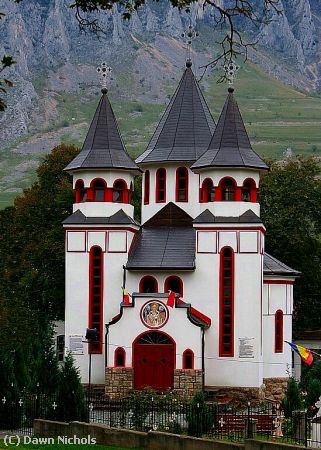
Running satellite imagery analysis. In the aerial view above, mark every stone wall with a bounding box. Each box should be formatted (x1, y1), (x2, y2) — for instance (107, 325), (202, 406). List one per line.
(205, 386), (263, 407)
(263, 378), (288, 402)
(105, 367), (133, 399)
(173, 369), (203, 398)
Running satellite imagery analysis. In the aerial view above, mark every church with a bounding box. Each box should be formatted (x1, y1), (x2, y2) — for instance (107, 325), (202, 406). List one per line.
(62, 59), (299, 401)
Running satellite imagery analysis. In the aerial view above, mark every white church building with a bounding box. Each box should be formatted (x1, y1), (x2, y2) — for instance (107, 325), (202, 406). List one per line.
(62, 60), (299, 401)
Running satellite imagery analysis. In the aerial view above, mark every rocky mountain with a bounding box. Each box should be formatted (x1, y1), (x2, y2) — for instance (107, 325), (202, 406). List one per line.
(1, 0), (321, 205)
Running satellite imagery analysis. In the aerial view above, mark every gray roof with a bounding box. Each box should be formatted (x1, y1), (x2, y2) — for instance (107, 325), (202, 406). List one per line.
(193, 209), (262, 224)
(126, 227), (196, 270)
(63, 209), (139, 226)
(263, 253), (300, 276)
(64, 90), (140, 172)
(191, 88), (269, 171)
(136, 65), (216, 165)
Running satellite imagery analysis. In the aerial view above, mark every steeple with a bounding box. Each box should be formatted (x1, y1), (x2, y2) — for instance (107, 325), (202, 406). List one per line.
(135, 63), (216, 165)
(64, 89), (140, 173)
(191, 88), (269, 171)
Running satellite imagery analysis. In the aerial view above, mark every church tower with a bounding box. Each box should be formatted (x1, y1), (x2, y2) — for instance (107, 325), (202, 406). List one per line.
(63, 85), (141, 383)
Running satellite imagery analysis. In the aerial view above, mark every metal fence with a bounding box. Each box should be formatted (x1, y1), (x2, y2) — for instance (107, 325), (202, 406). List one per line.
(0, 391), (320, 447)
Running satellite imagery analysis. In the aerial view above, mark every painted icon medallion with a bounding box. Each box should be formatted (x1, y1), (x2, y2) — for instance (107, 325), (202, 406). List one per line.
(141, 301), (168, 329)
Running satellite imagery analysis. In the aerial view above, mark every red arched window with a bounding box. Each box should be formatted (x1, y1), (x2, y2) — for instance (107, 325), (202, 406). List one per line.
(220, 178), (236, 201)
(75, 179), (87, 203)
(144, 170), (150, 205)
(90, 178), (106, 202)
(176, 167), (188, 202)
(164, 276), (183, 297)
(200, 178), (215, 203)
(183, 349), (194, 369)
(114, 347), (126, 367)
(219, 247), (234, 357)
(242, 178), (257, 202)
(139, 276), (158, 293)
(156, 168), (166, 203)
(113, 179), (128, 203)
(275, 310), (284, 353)
(89, 246), (103, 354)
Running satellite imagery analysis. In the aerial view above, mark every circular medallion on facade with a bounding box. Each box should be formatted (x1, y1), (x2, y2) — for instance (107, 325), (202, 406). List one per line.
(140, 301), (169, 329)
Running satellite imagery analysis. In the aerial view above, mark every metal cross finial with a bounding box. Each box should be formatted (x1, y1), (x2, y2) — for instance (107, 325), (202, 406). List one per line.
(96, 62), (112, 90)
(2, 396), (6, 405)
(18, 399), (23, 407)
(181, 24), (199, 67)
(223, 60), (240, 85)
(52, 402), (57, 410)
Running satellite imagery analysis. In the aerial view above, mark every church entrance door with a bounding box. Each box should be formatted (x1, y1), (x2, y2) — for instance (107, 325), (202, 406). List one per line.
(133, 331), (175, 390)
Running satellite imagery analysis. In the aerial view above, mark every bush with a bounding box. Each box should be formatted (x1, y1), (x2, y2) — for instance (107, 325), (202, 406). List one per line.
(187, 391), (213, 437)
(282, 377), (304, 418)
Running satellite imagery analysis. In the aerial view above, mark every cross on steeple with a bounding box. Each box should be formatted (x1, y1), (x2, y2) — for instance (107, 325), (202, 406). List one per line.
(223, 60), (239, 85)
(181, 24), (199, 67)
(96, 62), (112, 91)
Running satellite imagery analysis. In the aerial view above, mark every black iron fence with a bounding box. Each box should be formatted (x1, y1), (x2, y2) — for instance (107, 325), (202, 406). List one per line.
(0, 391), (320, 447)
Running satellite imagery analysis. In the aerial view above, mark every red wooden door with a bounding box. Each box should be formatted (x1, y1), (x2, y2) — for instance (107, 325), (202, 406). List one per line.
(134, 343), (174, 390)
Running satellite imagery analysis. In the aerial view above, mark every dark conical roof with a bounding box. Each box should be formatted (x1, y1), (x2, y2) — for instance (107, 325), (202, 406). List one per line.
(191, 88), (269, 171)
(136, 66), (216, 165)
(64, 91), (140, 172)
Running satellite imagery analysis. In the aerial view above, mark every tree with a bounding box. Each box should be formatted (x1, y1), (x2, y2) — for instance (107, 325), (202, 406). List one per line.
(282, 377), (303, 418)
(1, 0), (281, 110)
(260, 157), (321, 333)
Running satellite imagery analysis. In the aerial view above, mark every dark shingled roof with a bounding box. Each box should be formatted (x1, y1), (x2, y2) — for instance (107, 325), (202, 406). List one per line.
(263, 253), (300, 276)
(193, 209), (262, 224)
(191, 88), (269, 171)
(126, 227), (196, 270)
(63, 209), (139, 226)
(136, 66), (216, 165)
(64, 91), (140, 172)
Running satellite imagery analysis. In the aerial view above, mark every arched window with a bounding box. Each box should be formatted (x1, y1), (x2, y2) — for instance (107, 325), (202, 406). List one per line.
(139, 276), (158, 293)
(144, 170), (150, 205)
(75, 179), (87, 203)
(164, 276), (183, 297)
(220, 178), (236, 201)
(183, 349), (194, 369)
(200, 178), (215, 203)
(242, 178), (257, 202)
(89, 246), (103, 354)
(156, 168), (166, 203)
(113, 179), (128, 203)
(114, 347), (126, 367)
(219, 247), (234, 357)
(91, 179), (106, 202)
(275, 310), (283, 353)
(176, 167), (188, 202)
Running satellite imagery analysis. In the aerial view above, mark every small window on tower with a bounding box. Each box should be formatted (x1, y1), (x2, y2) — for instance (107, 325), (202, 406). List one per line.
(176, 167), (188, 202)
(242, 179), (256, 202)
(113, 179), (127, 203)
(164, 276), (183, 297)
(183, 349), (194, 369)
(56, 335), (65, 362)
(221, 178), (236, 201)
(201, 178), (215, 203)
(92, 179), (106, 202)
(156, 169), (166, 203)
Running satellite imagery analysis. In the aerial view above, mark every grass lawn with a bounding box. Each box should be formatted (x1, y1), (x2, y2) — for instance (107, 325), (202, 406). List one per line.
(0, 440), (139, 450)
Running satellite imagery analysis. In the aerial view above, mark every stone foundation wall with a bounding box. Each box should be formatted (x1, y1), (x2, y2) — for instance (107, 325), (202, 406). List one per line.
(105, 367), (133, 399)
(263, 377), (288, 402)
(206, 386), (263, 406)
(173, 369), (202, 398)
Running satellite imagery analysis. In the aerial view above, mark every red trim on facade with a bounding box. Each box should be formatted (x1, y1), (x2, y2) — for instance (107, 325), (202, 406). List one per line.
(219, 247), (234, 357)
(177, 298), (212, 327)
(89, 178), (108, 202)
(217, 177), (237, 201)
(139, 276), (159, 293)
(75, 179), (86, 203)
(182, 349), (194, 369)
(175, 167), (189, 202)
(194, 226), (266, 234)
(144, 170), (150, 205)
(275, 310), (283, 353)
(264, 280), (294, 285)
(114, 347), (126, 367)
(88, 246), (103, 354)
(113, 179), (129, 204)
(164, 276), (184, 297)
(156, 168), (166, 203)
(242, 178), (257, 203)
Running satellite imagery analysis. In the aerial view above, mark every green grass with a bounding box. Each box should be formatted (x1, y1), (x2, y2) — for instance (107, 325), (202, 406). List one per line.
(2, 59), (321, 209)
(0, 440), (139, 450)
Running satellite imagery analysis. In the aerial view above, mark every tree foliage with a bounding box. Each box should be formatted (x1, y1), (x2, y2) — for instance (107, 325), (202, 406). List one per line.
(260, 157), (321, 333)
(0, 144), (78, 392)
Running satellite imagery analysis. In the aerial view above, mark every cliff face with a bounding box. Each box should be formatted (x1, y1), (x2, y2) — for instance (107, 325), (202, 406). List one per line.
(1, 0), (321, 147)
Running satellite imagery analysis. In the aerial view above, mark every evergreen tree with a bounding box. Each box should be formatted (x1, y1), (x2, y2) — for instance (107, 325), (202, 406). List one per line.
(282, 377), (304, 418)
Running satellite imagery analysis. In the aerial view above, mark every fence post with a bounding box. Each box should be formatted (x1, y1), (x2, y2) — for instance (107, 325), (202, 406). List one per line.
(305, 411), (308, 448)
(35, 383), (40, 419)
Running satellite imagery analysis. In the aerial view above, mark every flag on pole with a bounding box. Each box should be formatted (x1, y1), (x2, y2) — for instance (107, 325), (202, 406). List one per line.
(123, 288), (130, 305)
(166, 291), (175, 308)
(285, 341), (314, 366)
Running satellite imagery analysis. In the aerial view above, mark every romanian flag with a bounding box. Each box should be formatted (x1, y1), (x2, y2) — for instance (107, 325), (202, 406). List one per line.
(286, 341), (314, 366)
(123, 288), (130, 305)
(166, 291), (175, 308)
